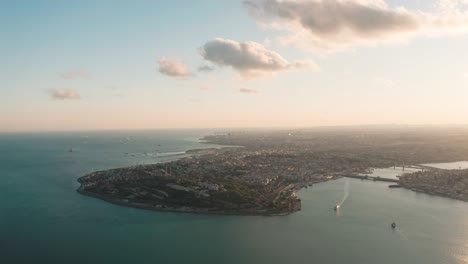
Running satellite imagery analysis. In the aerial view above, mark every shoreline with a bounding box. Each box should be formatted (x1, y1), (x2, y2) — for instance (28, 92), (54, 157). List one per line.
(76, 172), (334, 216)
(77, 136), (308, 216)
(77, 132), (468, 215)
(399, 185), (468, 202)
(77, 187), (297, 217)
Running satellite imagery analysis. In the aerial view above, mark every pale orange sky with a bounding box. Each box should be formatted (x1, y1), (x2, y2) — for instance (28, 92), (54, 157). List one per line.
(2, 0), (468, 132)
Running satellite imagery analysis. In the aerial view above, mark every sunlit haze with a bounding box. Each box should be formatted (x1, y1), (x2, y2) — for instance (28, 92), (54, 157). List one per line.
(2, 0), (468, 131)
(3, 2), (468, 263)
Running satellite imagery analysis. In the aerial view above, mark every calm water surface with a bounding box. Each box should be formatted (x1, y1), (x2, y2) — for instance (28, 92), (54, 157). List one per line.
(1, 130), (467, 264)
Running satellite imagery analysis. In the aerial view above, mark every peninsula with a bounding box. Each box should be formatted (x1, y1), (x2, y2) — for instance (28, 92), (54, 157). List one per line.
(77, 126), (468, 214)
(400, 168), (468, 201)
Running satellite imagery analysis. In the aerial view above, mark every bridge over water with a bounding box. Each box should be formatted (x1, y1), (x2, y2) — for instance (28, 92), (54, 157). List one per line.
(343, 175), (399, 183)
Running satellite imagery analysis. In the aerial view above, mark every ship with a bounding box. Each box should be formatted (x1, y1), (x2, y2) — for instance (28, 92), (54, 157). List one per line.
(391, 222), (396, 229)
(334, 204), (340, 211)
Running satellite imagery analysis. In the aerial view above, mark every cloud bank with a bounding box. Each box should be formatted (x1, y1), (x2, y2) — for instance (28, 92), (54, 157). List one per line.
(244, 0), (468, 51)
(200, 38), (319, 77)
(158, 57), (190, 77)
(48, 89), (81, 100)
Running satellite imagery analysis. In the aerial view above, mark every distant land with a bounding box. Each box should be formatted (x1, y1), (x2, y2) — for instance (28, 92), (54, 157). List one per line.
(77, 126), (468, 214)
(400, 168), (468, 201)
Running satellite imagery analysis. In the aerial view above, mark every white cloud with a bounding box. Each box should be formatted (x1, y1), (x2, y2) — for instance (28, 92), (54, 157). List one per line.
(244, 0), (468, 52)
(463, 72), (468, 78)
(158, 57), (190, 77)
(48, 88), (81, 100)
(439, 0), (468, 13)
(200, 38), (319, 77)
(60, 69), (92, 80)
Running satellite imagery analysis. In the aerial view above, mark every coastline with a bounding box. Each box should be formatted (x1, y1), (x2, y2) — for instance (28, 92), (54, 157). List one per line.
(399, 167), (468, 202)
(77, 131), (468, 216)
(76, 136), (307, 216)
(399, 185), (468, 202)
(77, 186), (296, 217)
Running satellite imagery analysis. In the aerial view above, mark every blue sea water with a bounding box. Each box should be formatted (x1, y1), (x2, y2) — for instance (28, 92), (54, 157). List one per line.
(1, 130), (467, 264)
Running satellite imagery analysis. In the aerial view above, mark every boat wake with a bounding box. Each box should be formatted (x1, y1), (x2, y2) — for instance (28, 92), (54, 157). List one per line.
(396, 228), (409, 241)
(334, 179), (350, 212)
(339, 178), (350, 207)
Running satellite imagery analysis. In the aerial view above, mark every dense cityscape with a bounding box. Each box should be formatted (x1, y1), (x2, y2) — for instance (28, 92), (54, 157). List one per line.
(78, 127), (468, 214)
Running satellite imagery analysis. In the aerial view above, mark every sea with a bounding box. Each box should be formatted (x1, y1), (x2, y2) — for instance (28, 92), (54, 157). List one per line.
(1, 130), (467, 264)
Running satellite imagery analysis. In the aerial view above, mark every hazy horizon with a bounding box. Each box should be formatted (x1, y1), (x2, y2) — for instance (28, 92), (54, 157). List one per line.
(2, 0), (468, 132)
(2, 123), (468, 134)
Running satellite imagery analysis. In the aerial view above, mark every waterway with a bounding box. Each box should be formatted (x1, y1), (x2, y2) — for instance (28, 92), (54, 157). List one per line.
(1, 130), (467, 263)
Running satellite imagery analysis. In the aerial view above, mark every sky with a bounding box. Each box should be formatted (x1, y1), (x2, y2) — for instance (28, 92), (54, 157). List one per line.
(1, 0), (468, 132)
